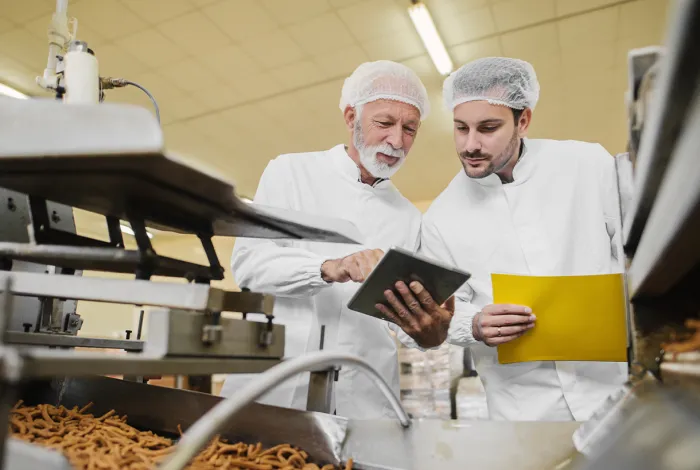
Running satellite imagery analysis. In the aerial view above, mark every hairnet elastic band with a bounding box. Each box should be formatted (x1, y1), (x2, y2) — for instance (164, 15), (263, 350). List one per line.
(448, 96), (531, 112)
(343, 94), (428, 120)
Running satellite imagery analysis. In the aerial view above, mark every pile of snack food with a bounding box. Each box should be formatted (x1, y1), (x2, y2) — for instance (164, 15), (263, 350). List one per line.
(9, 401), (353, 470)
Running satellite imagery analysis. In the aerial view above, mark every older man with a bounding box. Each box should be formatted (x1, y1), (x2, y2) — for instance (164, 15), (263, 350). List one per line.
(221, 61), (449, 419)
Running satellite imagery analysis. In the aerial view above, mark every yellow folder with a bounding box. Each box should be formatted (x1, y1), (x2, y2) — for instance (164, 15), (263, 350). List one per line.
(492, 273), (627, 364)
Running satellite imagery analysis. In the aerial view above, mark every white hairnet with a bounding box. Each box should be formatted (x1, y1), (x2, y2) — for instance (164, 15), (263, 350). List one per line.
(443, 57), (540, 111)
(339, 60), (430, 120)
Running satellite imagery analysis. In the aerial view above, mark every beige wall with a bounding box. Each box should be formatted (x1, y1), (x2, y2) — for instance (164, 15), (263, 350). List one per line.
(413, 200), (433, 214)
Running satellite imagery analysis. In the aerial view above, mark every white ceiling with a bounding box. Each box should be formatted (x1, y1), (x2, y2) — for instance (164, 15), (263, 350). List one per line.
(0, 0), (672, 202)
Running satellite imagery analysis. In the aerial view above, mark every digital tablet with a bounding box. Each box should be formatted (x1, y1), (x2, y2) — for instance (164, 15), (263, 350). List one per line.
(346, 247), (471, 323)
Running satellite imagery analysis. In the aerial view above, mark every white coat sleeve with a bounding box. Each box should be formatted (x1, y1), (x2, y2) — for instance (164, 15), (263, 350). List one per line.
(231, 159), (333, 298)
(392, 214), (482, 349)
(598, 145), (625, 274)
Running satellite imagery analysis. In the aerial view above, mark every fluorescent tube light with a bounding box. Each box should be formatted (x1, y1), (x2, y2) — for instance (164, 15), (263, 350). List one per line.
(0, 83), (28, 99)
(408, 2), (453, 76)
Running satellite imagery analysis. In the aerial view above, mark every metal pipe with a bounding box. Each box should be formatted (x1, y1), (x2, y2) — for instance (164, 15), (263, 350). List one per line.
(160, 351), (410, 470)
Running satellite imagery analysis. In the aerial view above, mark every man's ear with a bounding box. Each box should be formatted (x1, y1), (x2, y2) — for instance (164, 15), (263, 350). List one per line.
(343, 105), (357, 132)
(518, 108), (532, 137)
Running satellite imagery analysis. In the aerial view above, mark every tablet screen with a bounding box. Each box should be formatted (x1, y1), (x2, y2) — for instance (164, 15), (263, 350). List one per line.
(346, 247), (471, 323)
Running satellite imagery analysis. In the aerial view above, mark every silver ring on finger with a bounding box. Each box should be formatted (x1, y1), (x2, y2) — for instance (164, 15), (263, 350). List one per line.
(497, 327), (502, 337)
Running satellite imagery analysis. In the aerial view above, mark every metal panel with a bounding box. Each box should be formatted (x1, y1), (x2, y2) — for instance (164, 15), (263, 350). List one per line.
(0, 188), (80, 334)
(341, 419), (580, 470)
(18, 376), (346, 466)
(575, 385), (700, 470)
(144, 309), (284, 358)
(18, 349), (280, 377)
(660, 352), (700, 392)
(622, 0), (700, 251)
(4, 438), (73, 470)
(628, 90), (700, 297)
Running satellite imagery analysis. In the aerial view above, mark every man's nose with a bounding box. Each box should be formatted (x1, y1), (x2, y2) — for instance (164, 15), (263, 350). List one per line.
(386, 124), (403, 150)
(465, 132), (481, 153)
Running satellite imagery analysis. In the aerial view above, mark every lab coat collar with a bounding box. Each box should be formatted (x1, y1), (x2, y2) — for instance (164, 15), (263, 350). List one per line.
(472, 138), (533, 187)
(329, 144), (391, 189)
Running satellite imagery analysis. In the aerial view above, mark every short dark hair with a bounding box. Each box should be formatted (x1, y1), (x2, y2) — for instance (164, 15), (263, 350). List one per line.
(512, 108), (524, 123)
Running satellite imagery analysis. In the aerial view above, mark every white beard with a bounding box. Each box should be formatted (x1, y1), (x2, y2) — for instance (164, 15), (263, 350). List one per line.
(353, 120), (406, 179)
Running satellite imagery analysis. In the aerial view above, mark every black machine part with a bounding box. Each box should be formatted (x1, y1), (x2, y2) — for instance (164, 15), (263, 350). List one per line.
(0, 188), (81, 335)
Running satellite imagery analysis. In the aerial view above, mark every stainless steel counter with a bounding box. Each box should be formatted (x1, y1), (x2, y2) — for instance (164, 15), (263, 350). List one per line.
(343, 419), (579, 470)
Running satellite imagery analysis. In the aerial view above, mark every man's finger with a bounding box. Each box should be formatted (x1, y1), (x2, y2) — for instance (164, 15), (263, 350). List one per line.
(482, 323), (533, 339)
(488, 304), (533, 315)
(357, 258), (373, 281)
(376, 303), (402, 326)
(409, 281), (438, 310)
(395, 281), (424, 315)
(371, 249), (384, 267)
(347, 262), (365, 282)
(481, 314), (535, 327)
(384, 290), (420, 330)
(442, 296), (455, 315)
(486, 332), (529, 346)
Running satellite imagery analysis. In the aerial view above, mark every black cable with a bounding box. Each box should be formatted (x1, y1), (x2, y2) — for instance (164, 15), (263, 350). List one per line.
(124, 80), (160, 124)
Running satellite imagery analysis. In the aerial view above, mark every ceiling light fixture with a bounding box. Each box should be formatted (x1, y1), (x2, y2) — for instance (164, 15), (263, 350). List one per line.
(408, 1), (453, 76)
(120, 223), (154, 239)
(0, 82), (28, 99)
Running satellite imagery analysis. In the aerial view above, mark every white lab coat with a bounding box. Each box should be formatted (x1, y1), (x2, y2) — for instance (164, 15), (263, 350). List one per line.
(421, 138), (628, 421)
(220, 144), (421, 420)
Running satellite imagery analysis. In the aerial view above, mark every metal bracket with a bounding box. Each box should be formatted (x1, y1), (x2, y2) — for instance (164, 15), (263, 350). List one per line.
(305, 325), (341, 414)
(197, 233), (224, 283)
(306, 367), (341, 414)
(259, 316), (275, 347)
(106, 215), (124, 248)
(201, 312), (223, 346)
(28, 196), (112, 248)
(144, 309), (284, 359)
(127, 215), (156, 280)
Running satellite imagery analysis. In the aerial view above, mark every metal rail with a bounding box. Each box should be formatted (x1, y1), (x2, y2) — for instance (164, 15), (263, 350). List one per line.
(12, 348), (280, 377)
(0, 270), (274, 315)
(160, 351), (411, 470)
(5, 332), (143, 351)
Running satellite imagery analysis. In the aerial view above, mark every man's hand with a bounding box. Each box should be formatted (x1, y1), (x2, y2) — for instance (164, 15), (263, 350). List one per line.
(375, 281), (454, 349)
(321, 249), (384, 283)
(472, 304), (535, 346)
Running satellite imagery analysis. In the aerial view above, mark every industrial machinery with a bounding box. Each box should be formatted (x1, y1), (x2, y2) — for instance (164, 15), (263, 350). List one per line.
(0, 95), (581, 470)
(1, 0), (699, 468)
(568, 1), (700, 469)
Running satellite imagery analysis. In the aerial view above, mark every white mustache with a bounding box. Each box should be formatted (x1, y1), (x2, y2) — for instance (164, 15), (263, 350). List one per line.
(371, 143), (405, 160)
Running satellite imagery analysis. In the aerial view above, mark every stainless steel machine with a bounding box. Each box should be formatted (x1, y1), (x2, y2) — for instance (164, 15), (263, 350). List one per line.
(1, 0), (699, 468)
(567, 1), (700, 469)
(0, 89), (584, 470)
